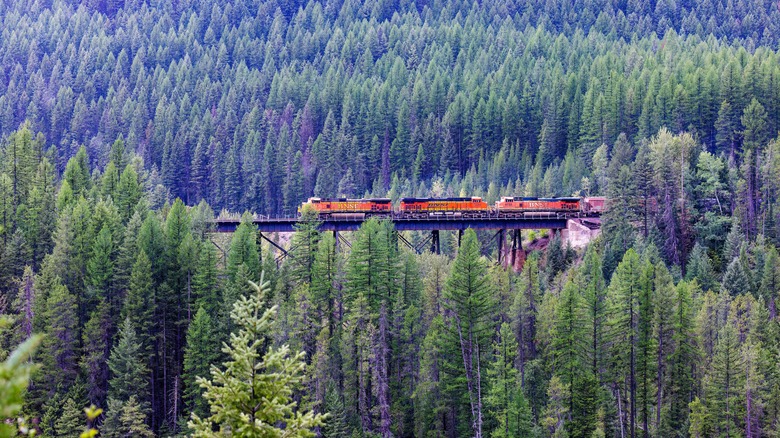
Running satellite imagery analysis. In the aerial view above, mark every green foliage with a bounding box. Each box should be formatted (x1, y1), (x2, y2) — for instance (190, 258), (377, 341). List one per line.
(321, 381), (349, 438)
(0, 318), (40, 438)
(188, 275), (327, 436)
(704, 323), (745, 437)
(226, 214), (260, 283)
(108, 318), (150, 410)
(183, 306), (219, 420)
(54, 397), (85, 437)
(101, 397), (155, 438)
(486, 322), (533, 438)
(442, 228), (495, 437)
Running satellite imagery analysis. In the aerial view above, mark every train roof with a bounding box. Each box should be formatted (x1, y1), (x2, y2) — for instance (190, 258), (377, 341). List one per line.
(306, 197), (391, 203)
(401, 197), (483, 202)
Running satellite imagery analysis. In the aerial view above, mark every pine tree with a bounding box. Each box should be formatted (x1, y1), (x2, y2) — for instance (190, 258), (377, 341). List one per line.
(183, 306), (218, 420)
(81, 303), (111, 407)
(512, 253), (542, 386)
(686, 243), (716, 292)
(226, 213), (260, 283)
(704, 323), (745, 437)
(486, 322), (532, 438)
(121, 251), (154, 357)
(759, 246), (780, 309)
(311, 231), (341, 335)
(54, 397), (84, 437)
(63, 146), (91, 198)
(108, 318), (150, 411)
(188, 275), (327, 436)
(101, 396), (155, 438)
(321, 381), (349, 438)
(722, 256), (751, 296)
(289, 204), (321, 286)
(606, 249), (643, 438)
(192, 240), (221, 315)
(86, 225), (115, 304)
(42, 280), (80, 390)
(667, 281), (697, 433)
(442, 228), (494, 438)
(553, 277), (593, 438)
(651, 261), (676, 432)
(345, 218), (389, 311)
(580, 245), (606, 381)
(116, 164), (143, 222)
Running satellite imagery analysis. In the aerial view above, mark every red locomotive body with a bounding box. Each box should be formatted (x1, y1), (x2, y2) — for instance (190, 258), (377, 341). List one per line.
(298, 196), (603, 220)
(399, 197), (489, 218)
(495, 197), (581, 215)
(300, 197), (392, 219)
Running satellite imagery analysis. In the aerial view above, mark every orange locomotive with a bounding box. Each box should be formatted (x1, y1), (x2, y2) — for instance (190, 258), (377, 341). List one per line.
(399, 197), (489, 218)
(299, 196), (605, 219)
(495, 197), (581, 217)
(300, 197), (392, 219)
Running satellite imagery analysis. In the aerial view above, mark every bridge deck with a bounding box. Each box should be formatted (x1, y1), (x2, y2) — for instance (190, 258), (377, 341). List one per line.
(213, 214), (589, 233)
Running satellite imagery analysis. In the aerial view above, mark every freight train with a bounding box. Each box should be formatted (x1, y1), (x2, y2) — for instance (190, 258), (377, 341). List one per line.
(300, 196), (605, 219)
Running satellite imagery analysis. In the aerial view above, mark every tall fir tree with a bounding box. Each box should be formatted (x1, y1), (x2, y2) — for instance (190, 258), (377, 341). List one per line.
(442, 229), (495, 438)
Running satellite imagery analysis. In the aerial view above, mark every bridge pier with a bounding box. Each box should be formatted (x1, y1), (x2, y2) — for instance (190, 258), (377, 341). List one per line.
(510, 229), (526, 271)
(333, 230), (339, 250)
(458, 229), (463, 247)
(431, 230), (440, 255)
(497, 229), (506, 265)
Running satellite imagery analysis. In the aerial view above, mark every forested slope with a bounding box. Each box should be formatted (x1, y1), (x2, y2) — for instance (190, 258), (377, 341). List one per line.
(1, 0), (780, 214)
(2, 0), (780, 437)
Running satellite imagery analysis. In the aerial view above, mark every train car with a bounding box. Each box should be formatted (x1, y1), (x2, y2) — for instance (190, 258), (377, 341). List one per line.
(399, 197), (489, 218)
(495, 197), (581, 217)
(300, 197), (392, 219)
(582, 197), (606, 216)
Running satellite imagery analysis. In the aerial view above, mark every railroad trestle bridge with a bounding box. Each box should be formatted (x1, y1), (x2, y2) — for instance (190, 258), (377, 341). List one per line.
(213, 214), (601, 269)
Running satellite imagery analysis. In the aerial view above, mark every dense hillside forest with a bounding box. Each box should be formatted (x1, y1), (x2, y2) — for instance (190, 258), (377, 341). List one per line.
(1, 0), (780, 437)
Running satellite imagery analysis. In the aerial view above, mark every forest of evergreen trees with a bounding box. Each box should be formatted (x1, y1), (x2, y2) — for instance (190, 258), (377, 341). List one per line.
(2, 0), (780, 213)
(2, 0), (780, 436)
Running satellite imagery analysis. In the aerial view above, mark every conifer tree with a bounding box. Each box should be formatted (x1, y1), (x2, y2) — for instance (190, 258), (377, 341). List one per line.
(345, 218), (388, 311)
(108, 318), (150, 412)
(54, 397), (84, 437)
(226, 214), (260, 283)
(42, 281), (80, 391)
(86, 225), (115, 303)
(121, 251), (154, 357)
(512, 253), (542, 384)
(704, 323), (745, 437)
(723, 256), (751, 296)
(606, 249), (643, 438)
(101, 396), (155, 438)
(667, 281), (697, 433)
(116, 164), (143, 222)
(553, 278), (593, 437)
(311, 231), (340, 333)
(183, 306), (218, 420)
(81, 303), (111, 407)
(486, 322), (532, 438)
(321, 381), (349, 438)
(289, 204), (321, 285)
(192, 240), (221, 315)
(442, 228), (494, 438)
(63, 146), (91, 199)
(760, 246), (780, 310)
(188, 276), (327, 436)
(685, 243), (716, 292)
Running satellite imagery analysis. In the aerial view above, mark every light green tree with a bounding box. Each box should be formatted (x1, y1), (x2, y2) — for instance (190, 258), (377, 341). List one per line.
(188, 274), (327, 436)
